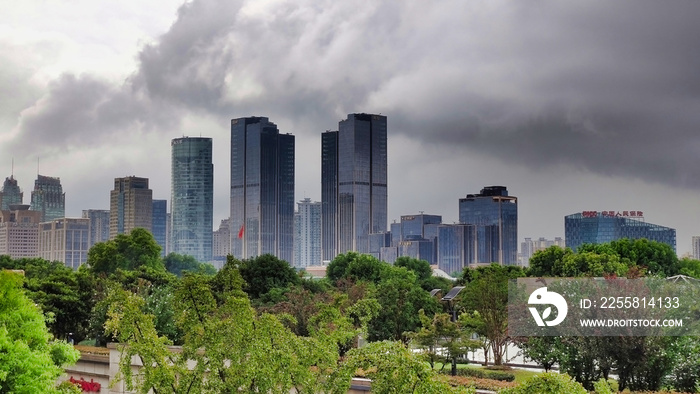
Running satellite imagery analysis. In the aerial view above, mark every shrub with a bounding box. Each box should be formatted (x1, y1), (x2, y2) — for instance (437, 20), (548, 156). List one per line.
(454, 368), (515, 382)
(499, 372), (587, 394)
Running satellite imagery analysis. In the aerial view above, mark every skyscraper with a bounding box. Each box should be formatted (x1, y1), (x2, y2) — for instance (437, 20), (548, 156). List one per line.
(693, 236), (700, 260)
(321, 131), (338, 262)
(152, 200), (168, 257)
(110, 176), (152, 238)
(230, 117), (294, 263)
(0, 175), (23, 210)
(82, 209), (110, 248)
(321, 113), (387, 258)
(458, 186), (518, 265)
(294, 198), (321, 268)
(171, 137), (213, 262)
(30, 175), (65, 222)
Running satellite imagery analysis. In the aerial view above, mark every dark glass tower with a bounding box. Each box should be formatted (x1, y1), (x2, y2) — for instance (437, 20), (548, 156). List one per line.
(171, 137), (213, 262)
(321, 114), (387, 258)
(321, 131), (338, 262)
(1, 175), (23, 210)
(30, 175), (65, 222)
(458, 186), (518, 265)
(230, 117), (294, 263)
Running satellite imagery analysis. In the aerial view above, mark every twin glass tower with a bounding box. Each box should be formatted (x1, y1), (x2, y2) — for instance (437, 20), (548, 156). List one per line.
(229, 117), (295, 263)
(229, 113), (388, 264)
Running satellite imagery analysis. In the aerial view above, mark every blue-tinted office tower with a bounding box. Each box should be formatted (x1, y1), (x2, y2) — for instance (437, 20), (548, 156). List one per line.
(1, 175), (23, 209)
(171, 137), (213, 262)
(322, 114), (388, 258)
(565, 212), (676, 252)
(152, 200), (168, 257)
(230, 117), (294, 263)
(438, 224), (475, 275)
(458, 186), (518, 265)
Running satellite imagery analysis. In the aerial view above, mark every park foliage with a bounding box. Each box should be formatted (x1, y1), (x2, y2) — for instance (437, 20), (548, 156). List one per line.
(2, 228), (700, 392)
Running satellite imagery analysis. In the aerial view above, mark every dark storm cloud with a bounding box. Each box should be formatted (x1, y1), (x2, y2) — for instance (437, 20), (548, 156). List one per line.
(6, 0), (700, 188)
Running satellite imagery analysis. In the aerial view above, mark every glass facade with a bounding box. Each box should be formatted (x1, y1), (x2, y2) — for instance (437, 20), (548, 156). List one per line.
(230, 117), (294, 263)
(565, 212), (676, 252)
(321, 131), (338, 262)
(171, 137), (213, 262)
(30, 175), (65, 222)
(323, 113), (387, 258)
(82, 209), (110, 248)
(458, 186), (518, 265)
(1, 175), (23, 209)
(151, 200), (168, 257)
(437, 224), (475, 276)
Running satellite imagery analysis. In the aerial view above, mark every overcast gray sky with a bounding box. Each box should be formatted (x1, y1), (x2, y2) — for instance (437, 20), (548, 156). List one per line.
(2, 0), (700, 255)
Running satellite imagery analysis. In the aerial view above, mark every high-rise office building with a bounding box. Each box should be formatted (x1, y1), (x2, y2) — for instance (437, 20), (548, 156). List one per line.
(294, 198), (321, 268)
(212, 218), (231, 269)
(82, 209), (110, 248)
(321, 113), (388, 259)
(381, 214), (442, 264)
(692, 236), (700, 260)
(38, 218), (89, 270)
(437, 223), (475, 276)
(0, 175), (23, 210)
(230, 117), (294, 263)
(458, 186), (518, 265)
(171, 136), (213, 262)
(152, 200), (168, 257)
(110, 176), (152, 238)
(565, 211), (676, 252)
(321, 131), (338, 262)
(0, 205), (40, 258)
(30, 175), (65, 222)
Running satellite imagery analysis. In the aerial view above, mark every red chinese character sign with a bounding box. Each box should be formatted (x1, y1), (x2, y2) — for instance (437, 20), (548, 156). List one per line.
(581, 211), (643, 219)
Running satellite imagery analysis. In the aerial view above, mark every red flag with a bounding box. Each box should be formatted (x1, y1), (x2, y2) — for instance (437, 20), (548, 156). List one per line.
(238, 224), (244, 239)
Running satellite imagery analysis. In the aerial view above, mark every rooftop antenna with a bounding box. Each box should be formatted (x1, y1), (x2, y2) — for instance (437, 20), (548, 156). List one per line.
(10, 158), (13, 178)
(37, 157), (40, 176)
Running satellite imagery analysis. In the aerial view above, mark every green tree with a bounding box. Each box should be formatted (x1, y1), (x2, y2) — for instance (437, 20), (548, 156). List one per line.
(459, 263), (524, 366)
(0, 257), (96, 342)
(408, 310), (480, 371)
(560, 251), (628, 277)
(527, 246), (571, 277)
(237, 254), (300, 299)
(0, 271), (80, 393)
(578, 238), (678, 276)
(367, 266), (439, 342)
(395, 256), (432, 282)
(106, 272), (338, 393)
(163, 253), (216, 277)
(87, 228), (164, 275)
(678, 257), (700, 278)
(327, 341), (474, 394)
(516, 336), (562, 372)
(326, 252), (360, 282)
